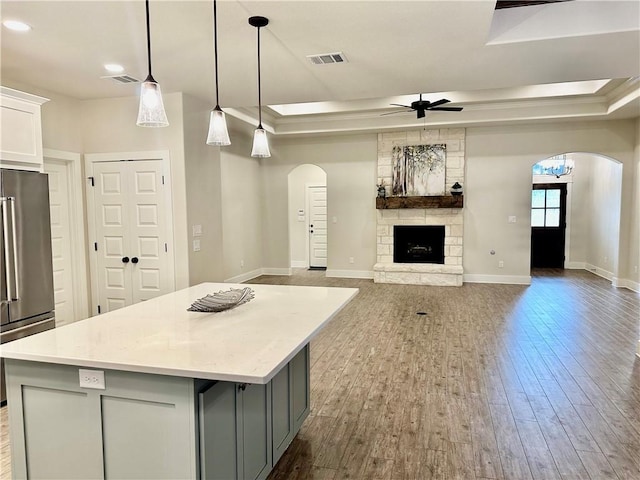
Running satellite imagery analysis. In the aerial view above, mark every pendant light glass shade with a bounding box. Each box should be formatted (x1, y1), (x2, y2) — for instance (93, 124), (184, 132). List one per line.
(207, 107), (231, 146)
(137, 76), (169, 127)
(249, 16), (270, 158)
(137, 0), (168, 127)
(206, 0), (230, 146)
(251, 127), (271, 157)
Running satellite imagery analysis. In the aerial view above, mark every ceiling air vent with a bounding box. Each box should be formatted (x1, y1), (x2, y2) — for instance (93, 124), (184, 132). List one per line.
(101, 74), (140, 84)
(306, 52), (347, 65)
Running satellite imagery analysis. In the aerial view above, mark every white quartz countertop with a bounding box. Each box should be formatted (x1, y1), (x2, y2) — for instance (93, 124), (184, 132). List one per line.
(0, 283), (358, 384)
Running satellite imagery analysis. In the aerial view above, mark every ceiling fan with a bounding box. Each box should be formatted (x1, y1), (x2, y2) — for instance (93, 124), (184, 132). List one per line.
(383, 94), (463, 119)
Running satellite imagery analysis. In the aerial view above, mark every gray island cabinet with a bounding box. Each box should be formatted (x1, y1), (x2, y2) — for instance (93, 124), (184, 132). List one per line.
(2, 283), (357, 479)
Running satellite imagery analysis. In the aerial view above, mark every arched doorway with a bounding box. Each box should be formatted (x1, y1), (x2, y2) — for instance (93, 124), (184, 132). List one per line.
(287, 164), (328, 270)
(530, 152), (623, 282)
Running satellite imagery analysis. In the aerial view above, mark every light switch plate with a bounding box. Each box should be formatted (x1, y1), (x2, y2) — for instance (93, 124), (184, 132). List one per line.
(508, 216), (517, 223)
(193, 239), (201, 252)
(192, 224), (202, 237)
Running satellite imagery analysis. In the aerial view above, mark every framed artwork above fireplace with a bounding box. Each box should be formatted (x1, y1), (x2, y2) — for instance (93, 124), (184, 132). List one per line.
(391, 144), (446, 196)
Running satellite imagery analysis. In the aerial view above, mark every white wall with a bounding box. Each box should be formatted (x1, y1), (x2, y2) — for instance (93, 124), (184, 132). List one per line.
(465, 120), (637, 283)
(288, 165), (327, 267)
(81, 93), (190, 289)
(629, 118), (640, 289)
(565, 154), (592, 267)
(263, 134), (378, 275)
(220, 117), (264, 282)
(182, 94), (224, 284)
(586, 156), (623, 278)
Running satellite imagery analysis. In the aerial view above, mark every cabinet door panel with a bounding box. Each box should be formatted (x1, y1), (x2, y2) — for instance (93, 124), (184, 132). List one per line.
(200, 382), (238, 480)
(102, 395), (192, 479)
(0, 92), (45, 169)
(241, 383), (271, 480)
(22, 386), (102, 479)
(292, 346), (310, 431)
(271, 364), (292, 465)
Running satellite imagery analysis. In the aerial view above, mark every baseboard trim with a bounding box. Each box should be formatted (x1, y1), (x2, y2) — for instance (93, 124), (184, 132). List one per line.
(224, 269), (263, 284)
(463, 274), (531, 285)
(262, 268), (292, 276)
(585, 263), (615, 281)
(613, 278), (640, 293)
(326, 269), (374, 279)
(565, 261), (586, 269)
(290, 260), (307, 268)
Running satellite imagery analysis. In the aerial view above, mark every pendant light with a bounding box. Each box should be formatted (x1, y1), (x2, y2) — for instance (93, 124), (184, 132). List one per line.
(206, 0), (230, 146)
(137, 0), (169, 127)
(249, 16), (270, 158)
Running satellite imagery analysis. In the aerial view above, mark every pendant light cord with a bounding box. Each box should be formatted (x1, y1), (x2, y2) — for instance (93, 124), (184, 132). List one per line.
(257, 25), (262, 128)
(145, 0), (153, 79)
(213, 0), (220, 108)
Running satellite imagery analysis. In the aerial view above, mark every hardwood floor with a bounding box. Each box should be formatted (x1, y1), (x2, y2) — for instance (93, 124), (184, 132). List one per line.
(256, 269), (640, 480)
(1, 269), (638, 479)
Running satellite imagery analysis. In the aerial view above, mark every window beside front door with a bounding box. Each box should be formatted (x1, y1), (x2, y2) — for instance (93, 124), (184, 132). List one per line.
(531, 188), (561, 227)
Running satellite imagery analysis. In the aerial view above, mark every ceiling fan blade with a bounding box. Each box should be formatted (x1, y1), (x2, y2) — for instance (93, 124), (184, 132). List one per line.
(390, 103), (411, 108)
(427, 98), (451, 108)
(429, 106), (463, 111)
(380, 109), (412, 116)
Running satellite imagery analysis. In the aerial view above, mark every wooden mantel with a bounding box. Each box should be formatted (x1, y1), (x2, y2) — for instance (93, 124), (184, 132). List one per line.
(376, 195), (463, 209)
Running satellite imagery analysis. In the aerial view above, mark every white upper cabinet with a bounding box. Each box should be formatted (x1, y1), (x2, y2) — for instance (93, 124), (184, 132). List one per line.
(1, 86), (49, 171)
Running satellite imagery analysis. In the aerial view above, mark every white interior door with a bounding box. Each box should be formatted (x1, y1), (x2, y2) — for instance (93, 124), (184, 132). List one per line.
(128, 161), (170, 303)
(93, 161), (134, 312)
(308, 186), (327, 268)
(44, 160), (75, 326)
(92, 159), (171, 313)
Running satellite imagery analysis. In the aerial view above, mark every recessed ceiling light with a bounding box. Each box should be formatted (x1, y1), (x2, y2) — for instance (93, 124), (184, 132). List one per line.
(104, 64), (125, 74)
(3, 20), (31, 32)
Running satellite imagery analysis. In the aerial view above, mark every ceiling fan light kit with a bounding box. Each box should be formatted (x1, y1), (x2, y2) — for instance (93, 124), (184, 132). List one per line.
(249, 15), (271, 158)
(206, 0), (231, 146)
(137, 0), (169, 127)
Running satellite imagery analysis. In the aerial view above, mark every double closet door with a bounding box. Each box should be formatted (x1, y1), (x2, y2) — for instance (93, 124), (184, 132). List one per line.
(90, 160), (173, 314)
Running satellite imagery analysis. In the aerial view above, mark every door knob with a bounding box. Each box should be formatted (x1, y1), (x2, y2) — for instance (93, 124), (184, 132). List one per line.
(122, 257), (130, 263)
(131, 257), (139, 264)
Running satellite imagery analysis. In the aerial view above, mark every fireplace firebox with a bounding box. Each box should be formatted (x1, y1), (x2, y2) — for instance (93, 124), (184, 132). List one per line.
(393, 225), (445, 264)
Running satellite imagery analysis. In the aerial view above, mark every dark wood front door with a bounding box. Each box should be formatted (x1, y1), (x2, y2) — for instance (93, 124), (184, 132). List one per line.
(531, 183), (567, 268)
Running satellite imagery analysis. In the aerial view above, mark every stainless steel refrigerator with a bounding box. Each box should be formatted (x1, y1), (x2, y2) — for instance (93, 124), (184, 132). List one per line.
(1, 169), (55, 404)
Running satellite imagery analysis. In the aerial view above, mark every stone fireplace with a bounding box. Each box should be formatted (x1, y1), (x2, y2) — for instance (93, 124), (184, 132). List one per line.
(373, 129), (465, 286)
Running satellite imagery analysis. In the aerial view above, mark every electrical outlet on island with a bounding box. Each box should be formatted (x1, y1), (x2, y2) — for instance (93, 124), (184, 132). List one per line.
(79, 369), (105, 390)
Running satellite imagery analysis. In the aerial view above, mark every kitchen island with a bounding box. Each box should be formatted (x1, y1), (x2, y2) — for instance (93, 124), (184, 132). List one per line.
(1, 282), (358, 480)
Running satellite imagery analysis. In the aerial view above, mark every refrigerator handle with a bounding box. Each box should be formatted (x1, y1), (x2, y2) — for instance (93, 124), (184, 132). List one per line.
(8, 197), (19, 300)
(1, 196), (13, 302)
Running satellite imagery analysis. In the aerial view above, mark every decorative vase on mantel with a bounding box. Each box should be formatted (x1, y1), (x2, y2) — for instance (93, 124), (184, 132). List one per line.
(450, 182), (463, 196)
